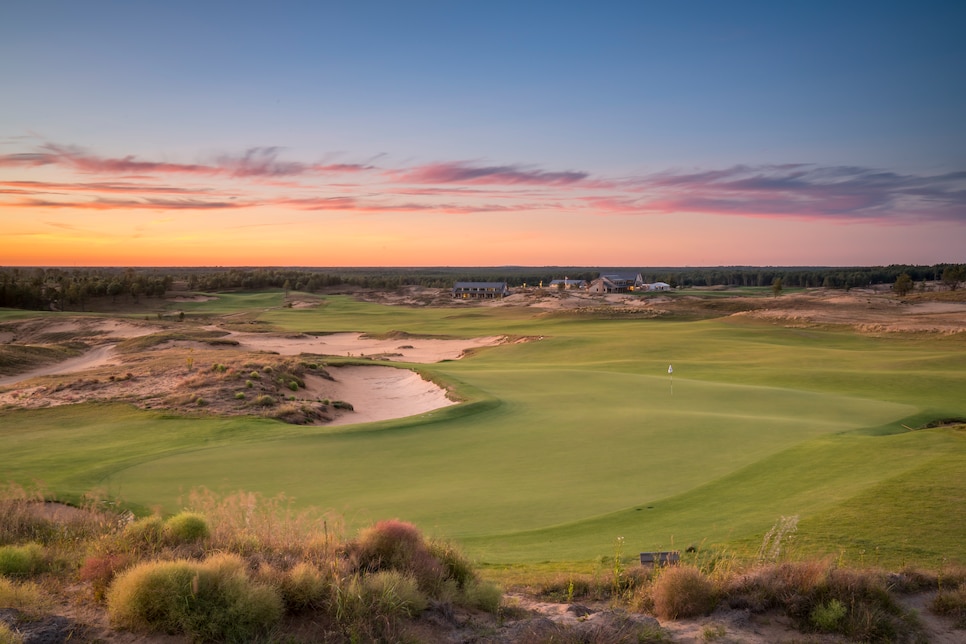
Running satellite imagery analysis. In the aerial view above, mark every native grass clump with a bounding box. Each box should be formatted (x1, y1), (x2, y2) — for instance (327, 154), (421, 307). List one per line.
(0, 485), (501, 642)
(526, 529), (956, 643)
(154, 354), (339, 424)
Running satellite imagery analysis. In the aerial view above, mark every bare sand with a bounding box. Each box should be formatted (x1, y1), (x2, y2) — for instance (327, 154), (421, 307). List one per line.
(227, 331), (504, 362)
(303, 367), (455, 426)
(0, 319), (496, 424)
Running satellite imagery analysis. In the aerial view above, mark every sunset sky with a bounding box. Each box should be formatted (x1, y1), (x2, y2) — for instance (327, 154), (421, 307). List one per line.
(2, 1), (964, 267)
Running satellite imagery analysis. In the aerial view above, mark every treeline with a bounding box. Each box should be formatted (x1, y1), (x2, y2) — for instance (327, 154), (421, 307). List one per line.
(1, 264), (963, 311)
(644, 264), (963, 289)
(0, 267), (173, 311)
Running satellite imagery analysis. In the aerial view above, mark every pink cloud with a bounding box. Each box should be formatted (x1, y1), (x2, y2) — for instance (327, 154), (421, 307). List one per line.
(617, 165), (966, 222)
(2, 141), (962, 224)
(0, 180), (215, 195)
(0, 143), (376, 179)
(15, 197), (247, 211)
(392, 161), (588, 185)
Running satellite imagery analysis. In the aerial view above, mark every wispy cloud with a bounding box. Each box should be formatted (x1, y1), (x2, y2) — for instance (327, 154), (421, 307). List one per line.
(17, 197), (247, 211)
(0, 180), (215, 195)
(392, 161), (589, 185)
(627, 165), (966, 222)
(1, 141), (963, 224)
(0, 143), (374, 179)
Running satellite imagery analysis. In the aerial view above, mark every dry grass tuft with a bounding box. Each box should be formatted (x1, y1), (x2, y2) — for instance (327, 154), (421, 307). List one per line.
(0, 577), (51, 618)
(931, 581), (966, 628)
(106, 552), (283, 642)
(649, 565), (716, 620)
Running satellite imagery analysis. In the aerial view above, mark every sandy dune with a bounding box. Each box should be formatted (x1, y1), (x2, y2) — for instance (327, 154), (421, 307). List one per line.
(0, 320), (495, 425)
(0, 345), (119, 387)
(227, 331), (504, 362)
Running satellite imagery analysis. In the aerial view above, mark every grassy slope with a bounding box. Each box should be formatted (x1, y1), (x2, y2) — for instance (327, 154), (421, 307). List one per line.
(2, 293), (964, 567)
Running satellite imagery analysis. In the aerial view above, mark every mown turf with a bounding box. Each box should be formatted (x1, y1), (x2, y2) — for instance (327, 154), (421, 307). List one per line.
(2, 294), (964, 568)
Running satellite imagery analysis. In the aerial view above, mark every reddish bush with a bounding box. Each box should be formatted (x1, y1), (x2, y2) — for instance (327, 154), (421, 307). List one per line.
(351, 520), (444, 592)
(79, 553), (131, 601)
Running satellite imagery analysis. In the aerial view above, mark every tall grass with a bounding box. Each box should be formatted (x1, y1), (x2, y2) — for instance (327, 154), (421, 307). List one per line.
(0, 577), (50, 617)
(107, 553), (283, 642)
(0, 488), (502, 641)
(0, 543), (45, 577)
(0, 484), (962, 642)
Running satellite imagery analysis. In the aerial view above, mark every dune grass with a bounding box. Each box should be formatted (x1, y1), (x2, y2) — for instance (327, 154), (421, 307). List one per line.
(2, 294), (964, 571)
(0, 344), (82, 376)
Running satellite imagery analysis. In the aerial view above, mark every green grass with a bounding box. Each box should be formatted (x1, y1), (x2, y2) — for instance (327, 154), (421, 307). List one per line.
(162, 290), (287, 315)
(2, 294), (965, 568)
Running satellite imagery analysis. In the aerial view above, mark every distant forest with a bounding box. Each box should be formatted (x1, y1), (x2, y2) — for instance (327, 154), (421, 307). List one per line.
(1, 264), (963, 311)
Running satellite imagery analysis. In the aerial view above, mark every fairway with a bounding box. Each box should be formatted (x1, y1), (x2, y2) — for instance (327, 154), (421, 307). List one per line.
(3, 293), (965, 568)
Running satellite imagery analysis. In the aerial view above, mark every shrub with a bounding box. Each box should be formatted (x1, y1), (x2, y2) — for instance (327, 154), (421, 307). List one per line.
(245, 380), (253, 388)
(122, 515), (165, 551)
(249, 371), (260, 379)
(79, 553), (132, 601)
(810, 598), (847, 631)
(164, 512), (210, 544)
(333, 400), (353, 410)
(277, 562), (330, 612)
(288, 380), (299, 392)
(429, 540), (476, 590)
(254, 395), (276, 407)
(106, 553), (282, 642)
(352, 520), (443, 593)
(651, 566), (716, 620)
(362, 570), (428, 617)
(235, 392), (246, 400)
(0, 543), (45, 577)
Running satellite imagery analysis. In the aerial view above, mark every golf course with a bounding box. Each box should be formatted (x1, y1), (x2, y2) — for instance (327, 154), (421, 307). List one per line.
(3, 285), (964, 572)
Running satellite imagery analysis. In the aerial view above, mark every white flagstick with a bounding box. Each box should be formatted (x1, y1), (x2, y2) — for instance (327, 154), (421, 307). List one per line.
(668, 364), (673, 396)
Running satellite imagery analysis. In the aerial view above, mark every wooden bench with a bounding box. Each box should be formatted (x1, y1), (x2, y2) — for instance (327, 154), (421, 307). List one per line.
(639, 551), (680, 567)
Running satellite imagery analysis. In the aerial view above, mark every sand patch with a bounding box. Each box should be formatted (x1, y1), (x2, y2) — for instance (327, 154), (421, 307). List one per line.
(303, 367), (455, 426)
(228, 331), (504, 362)
(734, 295), (966, 333)
(168, 295), (217, 302)
(0, 325), (499, 426)
(9, 317), (162, 343)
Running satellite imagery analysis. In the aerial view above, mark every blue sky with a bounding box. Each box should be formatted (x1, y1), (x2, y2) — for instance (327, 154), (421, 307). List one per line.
(2, 1), (964, 266)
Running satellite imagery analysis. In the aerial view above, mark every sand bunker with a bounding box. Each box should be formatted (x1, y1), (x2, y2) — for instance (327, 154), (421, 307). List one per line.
(227, 331), (504, 362)
(167, 295), (218, 302)
(304, 367), (455, 426)
(0, 322), (499, 426)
